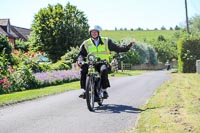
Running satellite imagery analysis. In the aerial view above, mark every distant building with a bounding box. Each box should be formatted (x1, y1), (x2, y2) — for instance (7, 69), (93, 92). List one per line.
(0, 18), (31, 45)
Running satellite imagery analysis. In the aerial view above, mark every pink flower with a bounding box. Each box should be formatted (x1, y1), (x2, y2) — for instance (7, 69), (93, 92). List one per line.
(0, 77), (8, 84)
(0, 77), (8, 83)
(0, 79), (4, 84)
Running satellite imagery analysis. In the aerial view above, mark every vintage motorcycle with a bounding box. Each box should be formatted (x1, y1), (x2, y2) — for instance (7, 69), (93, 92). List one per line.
(85, 54), (105, 111)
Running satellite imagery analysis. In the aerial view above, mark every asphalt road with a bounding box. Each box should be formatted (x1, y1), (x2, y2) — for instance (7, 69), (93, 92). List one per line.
(0, 70), (170, 133)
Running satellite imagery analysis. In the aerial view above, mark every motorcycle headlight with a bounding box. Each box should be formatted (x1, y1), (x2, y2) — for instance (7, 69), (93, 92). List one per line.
(88, 54), (95, 62)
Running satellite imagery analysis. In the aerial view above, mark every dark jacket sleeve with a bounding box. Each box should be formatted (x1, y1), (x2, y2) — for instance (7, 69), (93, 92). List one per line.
(77, 43), (88, 61)
(108, 39), (131, 53)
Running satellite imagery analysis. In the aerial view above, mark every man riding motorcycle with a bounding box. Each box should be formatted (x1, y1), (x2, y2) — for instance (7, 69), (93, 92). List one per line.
(77, 25), (134, 99)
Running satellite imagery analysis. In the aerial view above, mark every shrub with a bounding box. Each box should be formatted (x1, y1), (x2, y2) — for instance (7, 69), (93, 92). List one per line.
(39, 63), (51, 72)
(177, 35), (200, 73)
(0, 77), (14, 94)
(133, 42), (158, 64)
(0, 34), (13, 63)
(15, 39), (29, 52)
(50, 61), (70, 70)
(119, 49), (140, 65)
(61, 47), (79, 63)
(11, 65), (38, 90)
(0, 49), (11, 94)
(118, 38), (158, 65)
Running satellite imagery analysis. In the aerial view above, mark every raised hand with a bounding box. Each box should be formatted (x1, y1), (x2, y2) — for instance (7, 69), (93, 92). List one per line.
(129, 41), (135, 47)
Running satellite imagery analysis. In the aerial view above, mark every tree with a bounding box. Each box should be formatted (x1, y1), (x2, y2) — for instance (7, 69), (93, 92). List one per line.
(157, 35), (166, 42)
(174, 25), (181, 30)
(149, 39), (177, 63)
(160, 26), (166, 30)
(133, 42), (157, 64)
(136, 27), (143, 31)
(30, 2), (89, 62)
(190, 15), (200, 34)
(148, 45), (157, 64)
(119, 49), (140, 65)
(119, 38), (158, 64)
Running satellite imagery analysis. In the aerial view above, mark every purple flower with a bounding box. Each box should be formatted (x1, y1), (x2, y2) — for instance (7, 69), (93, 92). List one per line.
(33, 70), (80, 84)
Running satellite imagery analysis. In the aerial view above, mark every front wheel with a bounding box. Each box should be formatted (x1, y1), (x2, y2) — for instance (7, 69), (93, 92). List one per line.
(96, 79), (103, 106)
(85, 76), (95, 111)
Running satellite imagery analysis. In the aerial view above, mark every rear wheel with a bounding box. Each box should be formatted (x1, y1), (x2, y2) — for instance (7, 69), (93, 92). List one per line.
(85, 76), (95, 111)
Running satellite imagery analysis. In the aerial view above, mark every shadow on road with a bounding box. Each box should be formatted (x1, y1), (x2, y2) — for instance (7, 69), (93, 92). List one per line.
(94, 104), (144, 114)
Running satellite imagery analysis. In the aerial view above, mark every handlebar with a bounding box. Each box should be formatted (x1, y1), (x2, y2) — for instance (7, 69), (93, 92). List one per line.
(77, 54), (107, 66)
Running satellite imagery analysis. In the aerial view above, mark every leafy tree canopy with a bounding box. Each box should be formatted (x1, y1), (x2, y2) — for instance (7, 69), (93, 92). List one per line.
(30, 2), (89, 62)
(190, 14), (200, 34)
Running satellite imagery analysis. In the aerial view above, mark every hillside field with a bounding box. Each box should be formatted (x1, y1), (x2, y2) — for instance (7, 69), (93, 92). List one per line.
(101, 30), (178, 42)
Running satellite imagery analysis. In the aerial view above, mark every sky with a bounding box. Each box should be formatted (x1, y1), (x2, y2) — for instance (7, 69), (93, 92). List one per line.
(1, 0), (200, 30)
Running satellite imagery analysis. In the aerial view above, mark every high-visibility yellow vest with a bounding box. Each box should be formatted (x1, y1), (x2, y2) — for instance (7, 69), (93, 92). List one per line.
(83, 37), (111, 61)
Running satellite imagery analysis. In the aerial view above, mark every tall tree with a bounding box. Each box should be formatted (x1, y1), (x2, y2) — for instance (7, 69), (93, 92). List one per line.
(190, 15), (200, 34)
(150, 38), (177, 63)
(30, 3), (89, 62)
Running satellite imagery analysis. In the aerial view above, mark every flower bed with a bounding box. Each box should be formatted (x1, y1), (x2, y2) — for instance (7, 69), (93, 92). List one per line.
(33, 70), (80, 87)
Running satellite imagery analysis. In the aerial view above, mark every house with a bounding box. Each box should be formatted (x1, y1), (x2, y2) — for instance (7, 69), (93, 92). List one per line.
(0, 18), (31, 45)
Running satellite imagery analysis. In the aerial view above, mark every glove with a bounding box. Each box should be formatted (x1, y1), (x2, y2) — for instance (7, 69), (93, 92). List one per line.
(129, 41), (135, 47)
(77, 60), (85, 67)
(77, 56), (85, 67)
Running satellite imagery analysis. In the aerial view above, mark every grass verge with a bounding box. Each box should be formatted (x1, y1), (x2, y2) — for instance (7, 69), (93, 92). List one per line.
(0, 81), (80, 107)
(126, 73), (200, 133)
(109, 70), (151, 77)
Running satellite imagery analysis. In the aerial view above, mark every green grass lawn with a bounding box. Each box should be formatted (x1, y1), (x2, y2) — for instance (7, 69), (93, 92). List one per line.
(0, 81), (80, 106)
(123, 73), (200, 133)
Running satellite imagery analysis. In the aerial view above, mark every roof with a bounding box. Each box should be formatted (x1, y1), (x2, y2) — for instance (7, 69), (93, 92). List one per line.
(0, 19), (9, 26)
(12, 26), (31, 40)
(0, 27), (8, 36)
(0, 19), (31, 41)
(0, 26), (18, 38)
